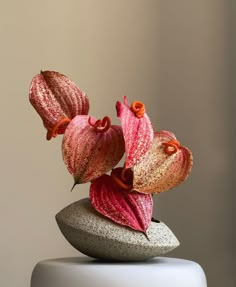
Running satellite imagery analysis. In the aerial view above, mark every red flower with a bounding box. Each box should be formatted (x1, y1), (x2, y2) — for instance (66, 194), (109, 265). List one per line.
(90, 172), (153, 233)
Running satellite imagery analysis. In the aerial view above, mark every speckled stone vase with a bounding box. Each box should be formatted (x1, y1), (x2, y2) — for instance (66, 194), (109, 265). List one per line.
(56, 198), (179, 261)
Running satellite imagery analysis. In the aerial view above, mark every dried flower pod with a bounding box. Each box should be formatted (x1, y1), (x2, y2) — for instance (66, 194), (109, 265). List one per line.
(133, 130), (193, 194)
(62, 115), (125, 184)
(90, 173), (153, 233)
(116, 96), (154, 169)
(29, 70), (89, 140)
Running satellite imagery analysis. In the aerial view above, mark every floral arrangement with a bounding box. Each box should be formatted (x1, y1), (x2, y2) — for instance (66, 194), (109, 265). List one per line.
(29, 71), (193, 237)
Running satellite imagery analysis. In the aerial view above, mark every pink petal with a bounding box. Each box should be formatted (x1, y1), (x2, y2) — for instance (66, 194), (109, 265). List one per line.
(133, 130), (193, 194)
(116, 96), (154, 169)
(62, 115), (125, 184)
(90, 173), (153, 232)
(29, 71), (89, 138)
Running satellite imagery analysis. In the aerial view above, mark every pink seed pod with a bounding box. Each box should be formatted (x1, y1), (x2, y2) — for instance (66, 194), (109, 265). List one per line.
(62, 115), (125, 184)
(29, 70), (89, 140)
(116, 96), (154, 169)
(90, 173), (153, 233)
(133, 130), (193, 194)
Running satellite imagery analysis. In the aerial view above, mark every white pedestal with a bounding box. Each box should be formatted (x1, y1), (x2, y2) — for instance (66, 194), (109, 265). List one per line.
(31, 256), (207, 287)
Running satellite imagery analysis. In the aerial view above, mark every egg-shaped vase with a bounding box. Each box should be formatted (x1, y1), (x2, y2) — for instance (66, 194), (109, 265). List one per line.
(56, 198), (179, 261)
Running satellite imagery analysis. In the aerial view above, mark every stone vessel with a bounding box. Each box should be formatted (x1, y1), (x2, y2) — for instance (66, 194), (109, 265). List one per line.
(56, 198), (179, 261)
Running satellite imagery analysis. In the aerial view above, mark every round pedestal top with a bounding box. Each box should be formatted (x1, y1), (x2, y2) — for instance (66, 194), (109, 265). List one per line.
(31, 256), (207, 287)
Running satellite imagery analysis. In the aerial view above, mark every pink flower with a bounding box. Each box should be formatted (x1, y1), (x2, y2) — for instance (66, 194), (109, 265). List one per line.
(29, 71), (193, 234)
(62, 115), (125, 184)
(90, 171), (153, 234)
(116, 96), (154, 168)
(133, 130), (193, 194)
(89, 98), (192, 232)
(116, 97), (193, 194)
(29, 71), (89, 140)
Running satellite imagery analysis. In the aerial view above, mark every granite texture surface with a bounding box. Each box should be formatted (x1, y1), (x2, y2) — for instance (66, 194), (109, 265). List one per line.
(56, 198), (179, 261)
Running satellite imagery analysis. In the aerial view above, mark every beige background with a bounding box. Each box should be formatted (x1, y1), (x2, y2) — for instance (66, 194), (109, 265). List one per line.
(0, 1), (234, 287)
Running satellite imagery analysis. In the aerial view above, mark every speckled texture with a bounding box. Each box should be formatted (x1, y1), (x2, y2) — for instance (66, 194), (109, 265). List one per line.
(56, 198), (179, 261)
(133, 130), (193, 194)
(90, 174), (153, 233)
(29, 71), (89, 132)
(116, 96), (154, 169)
(62, 116), (125, 184)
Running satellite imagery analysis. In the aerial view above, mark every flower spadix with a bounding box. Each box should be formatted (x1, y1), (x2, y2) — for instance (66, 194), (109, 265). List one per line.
(62, 115), (125, 184)
(90, 170), (153, 233)
(116, 96), (154, 169)
(29, 71), (89, 140)
(133, 130), (193, 194)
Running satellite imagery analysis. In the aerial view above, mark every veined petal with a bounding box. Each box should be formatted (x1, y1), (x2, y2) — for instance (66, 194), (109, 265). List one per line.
(62, 115), (125, 184)
(133, 130), (193, 194)
(29, 71), (89, 139)
(116, 96), (154, 168)
(90, 173), (153, 233)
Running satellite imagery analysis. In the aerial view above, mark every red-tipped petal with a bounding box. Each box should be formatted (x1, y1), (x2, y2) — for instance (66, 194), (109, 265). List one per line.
(116, 96), (154, 168)
(62, 115), (125, 184)
(133, 130), (193, 194)
(29, 71), (89, 137)
(90, 173), (153, 232)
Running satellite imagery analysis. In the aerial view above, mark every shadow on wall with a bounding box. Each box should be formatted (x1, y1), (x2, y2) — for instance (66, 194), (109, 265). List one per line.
(154, 1), (235, 287)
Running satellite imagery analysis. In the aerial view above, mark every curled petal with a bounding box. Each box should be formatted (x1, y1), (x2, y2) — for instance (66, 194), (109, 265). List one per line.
(29, 71), (89, 139)
(46, 118), (71, 140)
(111, 167), (133, 191)
(116, 96), (154, 168)
(62, 115), (125, 184)
(90, 173), (153, 233)
(133, 130), (193, 194)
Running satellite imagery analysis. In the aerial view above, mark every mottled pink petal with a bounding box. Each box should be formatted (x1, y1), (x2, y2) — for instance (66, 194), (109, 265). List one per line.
(29, 71), (89, 139)
(62, 115), (125, 184)
(133, 130), (193, 194)
(116, 96), (154, 168)
(90, 173), (153, 233)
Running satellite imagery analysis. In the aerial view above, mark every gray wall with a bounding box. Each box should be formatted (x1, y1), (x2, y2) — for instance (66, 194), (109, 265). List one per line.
(228, 1), (235, 285)
(154, 1), (235, 287)
(0, 1), (234, 287)
(229, 0), (236, 280)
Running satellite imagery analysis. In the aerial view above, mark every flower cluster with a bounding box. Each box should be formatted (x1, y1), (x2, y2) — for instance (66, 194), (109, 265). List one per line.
(29, 71), (193, 235)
